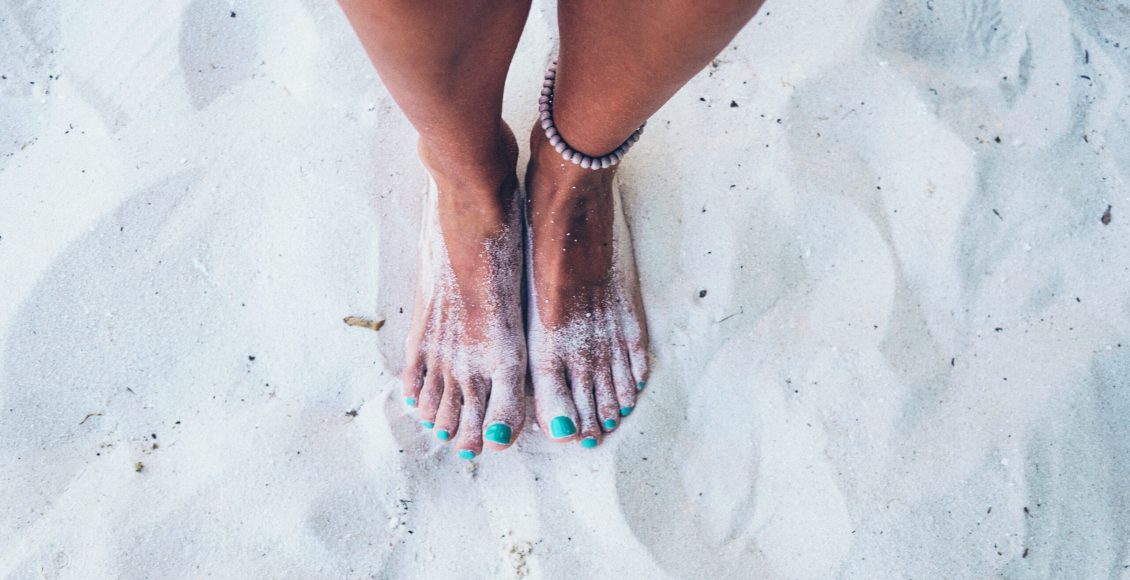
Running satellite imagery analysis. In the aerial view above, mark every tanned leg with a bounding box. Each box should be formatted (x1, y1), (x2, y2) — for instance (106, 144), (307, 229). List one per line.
(339, 0), (532, 458)
(525, 0), (764, 446)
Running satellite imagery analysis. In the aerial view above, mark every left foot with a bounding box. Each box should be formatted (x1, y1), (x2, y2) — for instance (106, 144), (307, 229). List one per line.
(523, 124), (650, 448)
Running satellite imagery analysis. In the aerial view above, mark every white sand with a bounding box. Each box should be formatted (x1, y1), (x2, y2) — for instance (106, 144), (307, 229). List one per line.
(2, 0), (1129, 577)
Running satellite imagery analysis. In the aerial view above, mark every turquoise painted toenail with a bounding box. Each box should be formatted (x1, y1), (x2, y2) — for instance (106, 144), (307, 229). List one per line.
(581, 437), (598, 448)
(458, 450), (475, 460)
(484, 423), (512, 445)
(619, 406), (633, 417)
(603, 418), (617, 430)
(436, 429), (450, 441)
(406, 397), (417, 407)
(421, 421), (434, 429)
(549, 416), (577, 438)
(637, 381), (646, 391)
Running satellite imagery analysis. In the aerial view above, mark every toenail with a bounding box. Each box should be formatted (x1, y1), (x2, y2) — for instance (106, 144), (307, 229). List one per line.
(637, 381), (646, 391)
(484, 423), (513, 445)
(421, 421), (435, 429)
(580, 437), (598, 448)
(458, 449), (476, 460)
(603, 418), (617, 430)
(549, 416), (577, 438)
(619, 406), (633, 417)
(406, 396), (417, 407)
(436, 429), (451, 441)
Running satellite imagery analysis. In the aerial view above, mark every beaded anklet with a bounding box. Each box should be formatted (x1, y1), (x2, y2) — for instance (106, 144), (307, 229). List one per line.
(538, 61), (645, 170)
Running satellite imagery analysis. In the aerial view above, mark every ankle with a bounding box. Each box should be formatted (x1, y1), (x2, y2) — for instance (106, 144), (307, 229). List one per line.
(528, 122), (616, 200)
(419, 122), (519, 204)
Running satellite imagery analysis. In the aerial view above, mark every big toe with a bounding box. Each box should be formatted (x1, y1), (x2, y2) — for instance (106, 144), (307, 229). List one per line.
(532, 365), (579, 443)
(481, 369), (525, 451)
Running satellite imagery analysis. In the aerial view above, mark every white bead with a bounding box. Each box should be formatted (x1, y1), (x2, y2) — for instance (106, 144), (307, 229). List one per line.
(543, 79), (553, 87)
(570, 151), (583, 164)
(554, 141), (567, 153)
(538, 95), (548, 104)
(600, 157), (611, 169)
(559, 146), (572, 157)
(549, 135), (562, 146)
(538, 103), (549, 113)
(609, 156), (620, 166)
(546, 126), (558, 138)
(541, 87), (551, 96)
(580, 157), (592, 169)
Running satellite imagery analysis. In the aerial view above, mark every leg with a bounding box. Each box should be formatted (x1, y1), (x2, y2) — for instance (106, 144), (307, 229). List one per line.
(525, 0), (763, 446)
(339, 0), (532, 458)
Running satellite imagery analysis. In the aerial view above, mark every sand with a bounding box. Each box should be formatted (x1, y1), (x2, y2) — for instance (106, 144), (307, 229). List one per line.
(2, 0), (1129, 577)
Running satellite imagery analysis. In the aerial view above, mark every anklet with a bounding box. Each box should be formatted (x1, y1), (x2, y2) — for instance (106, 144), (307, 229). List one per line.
(538, 61), (645, 170)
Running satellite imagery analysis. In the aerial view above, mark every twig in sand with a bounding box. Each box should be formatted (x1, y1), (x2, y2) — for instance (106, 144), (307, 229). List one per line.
(343, 316), (385, 332)
(79, 412), (103, 425)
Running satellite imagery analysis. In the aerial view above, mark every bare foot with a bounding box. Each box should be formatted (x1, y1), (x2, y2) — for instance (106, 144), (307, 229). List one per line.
(523, 124), (650, 448)
(400, 123), (526, 459)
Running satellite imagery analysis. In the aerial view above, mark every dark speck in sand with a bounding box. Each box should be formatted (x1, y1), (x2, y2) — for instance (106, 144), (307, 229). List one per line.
(699, 290), (707, 298)
(1023, 547), (1029, 558)
(994, 136), (1001, 143)
(230, 10), (236, 17)
(994, 327), (1003, 332)
(346, 409), (359, 418)
(1102, 204), (1112, 225)
(730, 100), (738, 108)
(134, 462), (144, 473)
(248, 355), (256, 361)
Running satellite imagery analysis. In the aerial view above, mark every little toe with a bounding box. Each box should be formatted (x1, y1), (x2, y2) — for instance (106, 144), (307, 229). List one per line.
(612, 346), (637, 416)
(453, 376), (488, 460)
(532, 365), (579, 442)
(433, 375), (463, 443)
(482, 369), (525, 451)
(400, 358), (425, 409)
(417, 364), (443, 429)
(627, 338), (650, 391)
(594, 368), (619, 433)
(569, 368), (602, 449)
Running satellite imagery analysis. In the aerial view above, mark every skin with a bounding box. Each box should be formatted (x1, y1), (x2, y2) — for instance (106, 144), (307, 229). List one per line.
(338, 0), (763, 456)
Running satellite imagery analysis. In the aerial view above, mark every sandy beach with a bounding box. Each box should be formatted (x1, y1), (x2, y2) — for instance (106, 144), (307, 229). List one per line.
(2, 0), (1129, 577)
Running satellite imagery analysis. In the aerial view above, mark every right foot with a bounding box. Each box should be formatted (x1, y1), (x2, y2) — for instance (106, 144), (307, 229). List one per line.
(400, 123), (526, 460)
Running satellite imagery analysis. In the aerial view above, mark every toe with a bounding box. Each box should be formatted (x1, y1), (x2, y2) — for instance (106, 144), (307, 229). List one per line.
(612, 345), (637, 416)
(532, 364), (579, 442)
(569, 368), (602, 449)
(433, 374), (463, 442)
(627, 339), (649, 391)
(593, 367), (619, 433)
(417, 362), (443, 429)
(453, 376), (488, 459)
(482, 368), (525, 451)
(400, 359), (425, 409)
